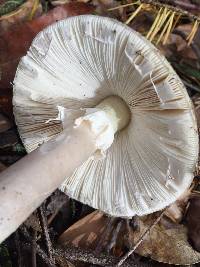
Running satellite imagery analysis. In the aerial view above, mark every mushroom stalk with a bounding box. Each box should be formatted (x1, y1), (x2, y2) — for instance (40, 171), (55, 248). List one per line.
(0, 96), (130, 243)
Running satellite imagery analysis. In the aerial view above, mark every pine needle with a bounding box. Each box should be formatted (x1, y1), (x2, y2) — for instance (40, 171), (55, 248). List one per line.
(125, 4), (144, 24)
(163, 11), (175, 44)
(156, 10), (172, 45)
(28, 0), (39, 20)
(187, 20), (199, 46)
(107, 1), (140, 11)
(146, 7), (163, 39)
(149, 7), (171, 42)
(107, 0), (200, 47)
(171, 13), (181, 32)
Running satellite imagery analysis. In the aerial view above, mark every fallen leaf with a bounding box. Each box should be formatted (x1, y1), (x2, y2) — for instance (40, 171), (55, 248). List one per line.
(130, 214), (200, 265)
(185, 196), (200, 252)
(59, 210), (200, 265)
(165, 33), (197, 60)
(58, 210), (107, 249)
(0, 0), (42, 32)
(0, 2), (95, 89)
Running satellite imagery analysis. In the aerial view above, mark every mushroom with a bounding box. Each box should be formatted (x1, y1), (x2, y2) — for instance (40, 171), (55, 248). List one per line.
(0, 15), (198, 243)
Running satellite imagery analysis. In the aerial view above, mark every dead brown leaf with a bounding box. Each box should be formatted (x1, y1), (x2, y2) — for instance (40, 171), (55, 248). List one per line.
(58, 211), (107, 249)
(185, 195), (200, 252)
(130, 214), (200, 265)
(166, 33), (198, 60)
(59, 209), (200, 265)
(0, 2), (95, 89)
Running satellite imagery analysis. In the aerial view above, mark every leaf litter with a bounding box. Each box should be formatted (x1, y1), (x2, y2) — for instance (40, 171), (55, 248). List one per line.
(1, 0), (200, 266)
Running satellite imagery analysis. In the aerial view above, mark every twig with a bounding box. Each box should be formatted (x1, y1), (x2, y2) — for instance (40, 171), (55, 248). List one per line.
(117, 210), (166, 266)
(54, 246), (153, 267)
(109, 0), (200, 22)
(32, 230), (37, 267)
(125, 219), (132, 249)
(23, 243), (57, 267)
(140, 0), (200, 22)
(15, 230), (22, 267)
(160, 0), (200, 12)
(38, 206), (55, 264)
(182, 79), (200, 93)
(20, 226), (57, 267)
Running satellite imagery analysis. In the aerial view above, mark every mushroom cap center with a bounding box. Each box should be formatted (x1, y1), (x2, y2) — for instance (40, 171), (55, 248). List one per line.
(96, 96), (131, 133)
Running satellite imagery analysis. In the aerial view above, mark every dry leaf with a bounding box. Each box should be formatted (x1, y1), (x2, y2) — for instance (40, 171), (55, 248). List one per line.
(58, 211), (107, 249)
(130, 214), (200, 265)
(165, 33), (197, 60)
(185, 196), (200, 252)
(0, 0), (42, 32)
(59, 210), (200, 265)
(0, 2), (95, 89)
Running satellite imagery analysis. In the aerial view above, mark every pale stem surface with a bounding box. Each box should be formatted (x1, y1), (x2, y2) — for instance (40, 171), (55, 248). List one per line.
(0, 123), (96, 243)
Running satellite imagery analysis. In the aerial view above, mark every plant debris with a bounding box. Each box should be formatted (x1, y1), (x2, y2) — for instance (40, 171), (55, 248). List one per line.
(1, 0), (200, 266)
(185, 195), (200, 252)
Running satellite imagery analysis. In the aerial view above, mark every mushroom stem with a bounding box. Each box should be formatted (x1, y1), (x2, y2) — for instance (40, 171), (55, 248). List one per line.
(0, 96), (130, 243)
(96, 96), (131, 133)
(0, 123), (96, 243)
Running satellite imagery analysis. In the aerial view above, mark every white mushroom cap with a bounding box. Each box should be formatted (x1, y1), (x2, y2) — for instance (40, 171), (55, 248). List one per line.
(13, 15), (199, 217)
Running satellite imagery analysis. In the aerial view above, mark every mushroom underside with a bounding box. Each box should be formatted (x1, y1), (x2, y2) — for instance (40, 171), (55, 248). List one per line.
(13, 15), (199, 217)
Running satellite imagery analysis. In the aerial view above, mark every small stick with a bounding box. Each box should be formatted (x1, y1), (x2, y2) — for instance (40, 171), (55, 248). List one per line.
(47, 207), (62, 225)
(125, 219), (132, 249)
(23, 243), (56, 267)
(161, 0), (200, 12)
(54, 246), (152, 267)
(15, 230), (22, 267)
(21, 226), (57, 267)
(182, 80), (200, 93)
(32, 230), (37, 267)
(108, 0), (200, 22)
(107, 1), (140, 11)
(38, 206), (55, 265)
(141, 0), (200, 22)
(116, 210), (166, 266)
(125, 4), (144, 24)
